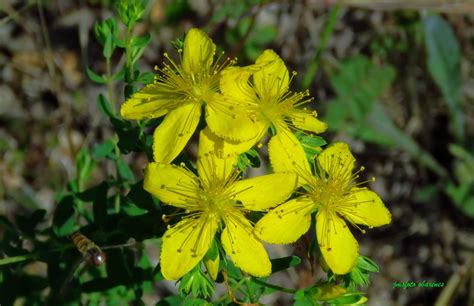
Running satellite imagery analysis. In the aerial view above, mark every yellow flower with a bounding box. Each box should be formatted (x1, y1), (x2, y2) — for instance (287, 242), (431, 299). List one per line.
(205, 50), (326, 163)
(120, 28), (236, 164)
(144, 130), (297, 280)
(254, 142), (391, 275)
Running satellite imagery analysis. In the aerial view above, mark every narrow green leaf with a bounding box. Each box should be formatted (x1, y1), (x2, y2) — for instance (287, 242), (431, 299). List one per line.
(0, 254), (35, 266)
(423, 14), (464, 143)
(103, 34), (114, 58)
(130, 33), (151, 65)
(76, 148), (96, 190)
(76, 183), (104, 202)
(137, 72), (154, 84)
(86, 67), (106, 84)
(357, 256), (379, 273)
(131, 33), (151, 49)
(112, 66), (126, 81)
(97, 94), (115, 119)
(117, 159), (135, 181)
(52, 195), (76, 237)
(122, 201), (148, 216)
(92, 139), (116, 160)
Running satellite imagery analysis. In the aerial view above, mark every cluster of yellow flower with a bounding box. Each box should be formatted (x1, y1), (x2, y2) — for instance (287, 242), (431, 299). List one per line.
(120, 28), (391, 281)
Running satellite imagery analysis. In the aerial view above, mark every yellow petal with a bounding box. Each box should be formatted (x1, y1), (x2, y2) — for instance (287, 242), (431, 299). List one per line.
(120, 84), (181, 120)
(197, 130), (238, 186)
(254, 198), (314, 244)
(232, 173), (297, 210)
(221, 214), (271, 277)
(200, 127), (263, 159)
(144, 162), (200, 209)
(291, 110), (327, 134)
(153, 102), (201, 164)
(206, 95), (260, 142)
(268, 128), (312, 184)
(254, 50), (289, 98)
(182, 28), (216, 75)
(316, 210), (358, 275)
(204, 247), (220, 281)
(343, 188), (391, 227)
(317, 142), (355, 179)
(220, 66), (257, 103)
(161, 214), (219, 280)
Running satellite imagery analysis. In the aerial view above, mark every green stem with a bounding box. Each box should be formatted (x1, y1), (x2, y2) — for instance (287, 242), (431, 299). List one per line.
(302, 4), (341, 89)
(113, 142), (122, 213)
(0, 243), (75, 266)
(250, 278), (297, 294)
(0, 254), (36, 265)
(124, 27), (133, 82)
(105, 56), (115, 114)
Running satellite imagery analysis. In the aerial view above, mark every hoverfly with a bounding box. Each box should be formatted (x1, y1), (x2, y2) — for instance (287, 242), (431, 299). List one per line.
(70, 232), (107, 267)
(59, 232), (135, 296)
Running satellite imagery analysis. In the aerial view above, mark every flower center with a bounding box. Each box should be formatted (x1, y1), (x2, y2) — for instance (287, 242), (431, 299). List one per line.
(310, 176), (346, 213)
(199, 190), (236, 221)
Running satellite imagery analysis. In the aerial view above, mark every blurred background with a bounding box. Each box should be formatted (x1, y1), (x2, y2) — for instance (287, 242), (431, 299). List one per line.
(1, 0), (474, 305)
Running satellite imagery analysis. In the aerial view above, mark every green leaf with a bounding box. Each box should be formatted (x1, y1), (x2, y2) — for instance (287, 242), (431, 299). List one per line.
(97, 94), (115, 119)
(237, 148), (261, 172)
(296, 132), (327, 160)
(446, 181), (474, 218)
(182, 298), (211, 306)
(52, 195), (76, 237)
(92, 182), (109, 227)
(271, 256), (301, 273)
(343, 256), (380, 290)
(327, 56), (395, 123)
(326, 292), (367, 305)
(124, 83), (137, 99)
(137, 72), (154, 85)
(357, 256), (379, 273)
(116, 124), (141, 154)
(294, 289), (318, 306)
(92, 139), (116, 160)
(126, 180), (159, 211)
(76, 182), (109, 202)
(156, 296), (184, 306)
(86, 67), (106, 84)
(104, 34), (114, 58)
(113, 66), (126, 81)
(117, 159), (135, 181)
(131, 33), (151, 49)
(179, 267), (214, 299)
(76, 148), (96, 190)
(423, 14), (464, 143)
(122, 201), (148, 216)
(15, 209), (46, 236)
(130, 33), (151, 66)
(459, 197), (474, 218)
(323, 99), (350, 131)
(116, 0), (147, 29)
